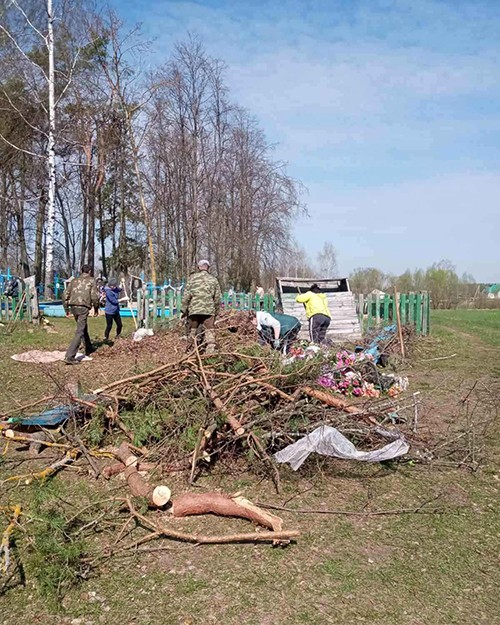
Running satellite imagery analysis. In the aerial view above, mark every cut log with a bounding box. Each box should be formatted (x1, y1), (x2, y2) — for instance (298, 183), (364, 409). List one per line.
(301, 386), (361, 414)
(102, 461), (156, 479)
(171, 492), (283, 531)
(113, 441), (171, 507)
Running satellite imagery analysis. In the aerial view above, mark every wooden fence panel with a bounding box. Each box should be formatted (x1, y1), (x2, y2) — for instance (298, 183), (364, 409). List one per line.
(357, 291), (430, 336)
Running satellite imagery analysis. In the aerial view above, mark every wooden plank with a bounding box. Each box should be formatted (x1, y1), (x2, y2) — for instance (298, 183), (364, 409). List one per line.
(415, 292), (422, 335)
(408, 292), (415, 325)
(357, 294), (364, 331)
(144, 292), (150, 329)
(383, 294), (390, 323)
(422, 292), (428, 336)
(426, 291), (431, 335)
(152, 289), (158, 329)
(160, 288), (165, 320)
(375, 294), (380, 326)
(168, 290), (174, 319)
(137, 290), (143, 326)
(400, 294), (407, 325)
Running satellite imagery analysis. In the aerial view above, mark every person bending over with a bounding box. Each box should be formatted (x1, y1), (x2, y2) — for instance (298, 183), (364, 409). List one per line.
(250, 310), (301, 353)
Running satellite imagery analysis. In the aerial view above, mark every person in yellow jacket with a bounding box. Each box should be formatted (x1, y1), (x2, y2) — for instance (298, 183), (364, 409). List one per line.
(296, 283), (331, 344)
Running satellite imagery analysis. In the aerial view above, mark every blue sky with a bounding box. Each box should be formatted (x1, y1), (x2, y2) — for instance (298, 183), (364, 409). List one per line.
(113, 0), (500, 281)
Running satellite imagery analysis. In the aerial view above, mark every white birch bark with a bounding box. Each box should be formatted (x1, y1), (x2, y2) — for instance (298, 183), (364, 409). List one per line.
(44, 0), (56, 299)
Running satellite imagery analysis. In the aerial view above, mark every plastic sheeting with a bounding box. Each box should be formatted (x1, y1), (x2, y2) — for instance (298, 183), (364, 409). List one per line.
(11, 350), (89, 364)
(274, 425), (409, 470)
(133, 328), (154, 342)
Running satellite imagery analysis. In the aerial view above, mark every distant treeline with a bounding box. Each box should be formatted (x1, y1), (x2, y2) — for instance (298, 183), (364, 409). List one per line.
(348, 261), (498, 309)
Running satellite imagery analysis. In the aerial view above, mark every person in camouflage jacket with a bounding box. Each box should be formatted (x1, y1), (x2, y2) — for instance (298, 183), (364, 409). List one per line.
(63, 264), (100, 364)
(181, 260), (221, 354)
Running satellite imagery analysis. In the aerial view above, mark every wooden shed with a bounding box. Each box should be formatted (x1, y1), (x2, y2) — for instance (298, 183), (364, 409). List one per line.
(275, 277), (362, 342)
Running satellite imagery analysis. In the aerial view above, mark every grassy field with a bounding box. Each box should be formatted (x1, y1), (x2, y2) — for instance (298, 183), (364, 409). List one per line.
(0, 310), (498, 625)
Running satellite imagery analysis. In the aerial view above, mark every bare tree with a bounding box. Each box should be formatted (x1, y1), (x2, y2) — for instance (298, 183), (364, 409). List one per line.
(317, 242), (338, 277)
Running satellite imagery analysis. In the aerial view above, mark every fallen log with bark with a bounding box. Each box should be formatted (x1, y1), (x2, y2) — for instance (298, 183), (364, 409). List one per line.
(112, 442), (171, 507)
(171, 492), (284, 531)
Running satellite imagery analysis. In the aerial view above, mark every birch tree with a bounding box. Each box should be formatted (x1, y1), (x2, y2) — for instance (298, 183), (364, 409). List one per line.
(0, 0), (83, 297)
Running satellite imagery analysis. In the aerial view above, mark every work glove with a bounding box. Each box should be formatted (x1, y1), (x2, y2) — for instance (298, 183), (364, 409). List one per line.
(273, 339), (280, 349)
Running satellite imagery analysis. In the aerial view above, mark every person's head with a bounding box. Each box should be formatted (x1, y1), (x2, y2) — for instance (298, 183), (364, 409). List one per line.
(310, 283), (321, 294)
(198, 259), (210, 271)
(81, 264), (92, 275)
(108, 277), (118, 287)
(249, 309), (257, 326)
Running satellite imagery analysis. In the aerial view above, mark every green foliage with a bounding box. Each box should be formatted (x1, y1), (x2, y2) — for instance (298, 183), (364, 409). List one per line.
(26, 482), (87, 606)
(349, 260), (478, 308)
(85, 407), (107, 448)
(121, 408), (166, 447)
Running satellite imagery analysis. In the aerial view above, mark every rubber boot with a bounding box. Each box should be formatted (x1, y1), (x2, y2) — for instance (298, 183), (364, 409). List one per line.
(205, 329), (216, 355)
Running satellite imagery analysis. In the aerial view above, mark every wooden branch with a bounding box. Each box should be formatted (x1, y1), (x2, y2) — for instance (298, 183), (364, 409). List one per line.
(248, 432), (281, 494)
(301, 386), (361, 414)
(92, 357), (192, 395)
(256, 501), (446, 516)
(0, 505), (22, 576)
(63, 429), (101, 479)
(171, 492), (283, 531)
(3, 430), (70, 449)
(189, 427), (205, 484)
(113, 442), (171, 507)
(126, 499), (299, 546)
(193, 345), (244, 435)
(0, 450), (78, 485)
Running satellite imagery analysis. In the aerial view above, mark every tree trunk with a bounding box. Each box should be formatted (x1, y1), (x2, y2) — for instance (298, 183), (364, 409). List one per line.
(98, 187), (107, 277)
(44, 0), (56, 299)
(34, 188), (46, 287)
(57, 187), (73, 276)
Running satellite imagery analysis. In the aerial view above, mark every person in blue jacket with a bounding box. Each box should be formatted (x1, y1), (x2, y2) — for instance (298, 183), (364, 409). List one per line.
(104, 277), (124, 341)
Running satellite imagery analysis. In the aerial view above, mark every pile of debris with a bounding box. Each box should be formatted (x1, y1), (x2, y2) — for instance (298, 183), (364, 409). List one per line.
(1, 316), (417, 482)
(0, 314), (423, 575)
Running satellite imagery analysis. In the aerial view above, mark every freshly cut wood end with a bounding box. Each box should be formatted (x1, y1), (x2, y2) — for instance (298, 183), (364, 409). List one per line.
(152, 485), (171, 506)
(4, 429), (16, 438)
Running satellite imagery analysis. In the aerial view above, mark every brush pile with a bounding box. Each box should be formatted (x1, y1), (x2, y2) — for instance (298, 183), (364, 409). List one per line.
(2, 312), (420, 491)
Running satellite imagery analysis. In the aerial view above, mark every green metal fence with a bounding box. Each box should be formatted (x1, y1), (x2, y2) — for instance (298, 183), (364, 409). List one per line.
(137, 290), (275, 329)
(357, 291), (430, 336)
(0, 284), (37, 323)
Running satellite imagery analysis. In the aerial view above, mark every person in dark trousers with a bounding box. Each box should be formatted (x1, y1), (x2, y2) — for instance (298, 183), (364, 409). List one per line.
(104, 277), (124, 342)
(63, 265), (100, 365)
(181, 260), (222, 354)
(296, 283), (332, 344)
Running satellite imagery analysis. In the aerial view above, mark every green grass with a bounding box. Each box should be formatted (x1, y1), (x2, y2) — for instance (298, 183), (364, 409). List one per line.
(431, 309), (500, 347)
(415, 309), (500, 378)
(0, 310), (499, 624)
